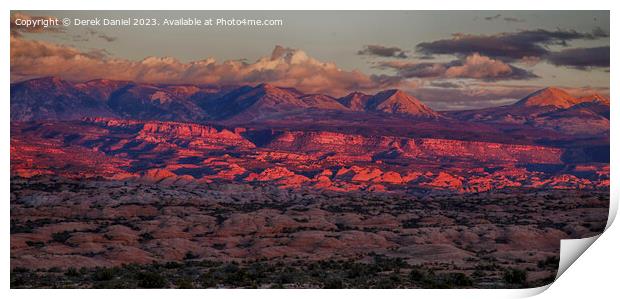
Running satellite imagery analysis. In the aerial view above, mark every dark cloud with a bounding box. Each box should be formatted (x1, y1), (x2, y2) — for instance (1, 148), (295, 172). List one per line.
(369, 74), (405, 86)
(503, 17), (525, 23)
(71, 35), (90, 42)
(377, 53), (538, 81)
(482, 14), (525, 23)
(378, 61), (449, 78)
(484, 14), (501, 21)
(416, 28), (608, 61)
(358, 45), (408, 58)
(70, 29), (118, 43)
(92, 32), (117, 42)
(429, 81), (462, 89)
(546, 46), (609, 69)
(86, 29), (118, 42)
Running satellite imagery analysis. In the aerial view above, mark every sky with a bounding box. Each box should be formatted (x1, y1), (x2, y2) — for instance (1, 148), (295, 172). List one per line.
(10, 11), (610, 110)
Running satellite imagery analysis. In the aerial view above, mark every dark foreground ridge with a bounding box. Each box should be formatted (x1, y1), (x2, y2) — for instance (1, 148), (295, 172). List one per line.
(11, 257), (549, 289)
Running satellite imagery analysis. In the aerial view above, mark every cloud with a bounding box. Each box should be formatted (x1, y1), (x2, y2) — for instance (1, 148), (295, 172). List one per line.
(378, 61), (448, 78)
(10, 39), (409, 96)
(62, 29), (118, 43)
(409, 85), (536, 110)
(86, 29), (118, 42)
(377, 53), (537, 81)
(482, 14), (525, 23)
(444, 54), (536, 80)
(429, 81), (462, 89)
(503, 17), (525, 23)
(10, 12), (64, 37)
(546, 46), (609, 69)
(484, 14), (502, 21)
(358, 45), (408, 58)
(416, 28), (608, 61)
(97, 34), (117, 42)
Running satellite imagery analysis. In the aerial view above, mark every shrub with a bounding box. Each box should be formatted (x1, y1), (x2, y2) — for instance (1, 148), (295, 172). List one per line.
(26, 240), (45, 248)
(323, 278), (343, 289)
(184, 251), (199, 260)
(504, 268), (527, 285)
(137, 271), (167, 288)
(65, 267), (80, 277)
(444, 272), (473, 287)
(51, 231), (72, 244)
(138, 232), (154, 242)
(12, 267), (30, 274)
(200, 272), (217, 288)
(92, 267), (115, 281)
(409, 268), (427, 282)
(372, 255), (406, 271)
(175, 277), (194, 289)
(212, 243), (226, 250)
(164, 261), (181, 269)
(537, 256), (560, 269)
(402, 218), (419, 228)
(346, 263), (376, 279)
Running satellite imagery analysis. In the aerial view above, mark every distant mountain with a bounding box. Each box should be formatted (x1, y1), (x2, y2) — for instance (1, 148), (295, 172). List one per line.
(299, 94), (348, 110)
(107, 83), (207, 122)
(205, 83), (311, 121)
(337, 92), (372, 111)
(336, 89), (440, 118)
(11, 77), (445, 123)
(449, 87), (610, 135)
(10, 76), (117, 121)
(9, 77), (608, 136)
(365, 89), (440, 118)
(10, 77), (225, 122)
(513, 87), (582, 108)
(74, 79), (133, 101)
(577, 93), (610, 106)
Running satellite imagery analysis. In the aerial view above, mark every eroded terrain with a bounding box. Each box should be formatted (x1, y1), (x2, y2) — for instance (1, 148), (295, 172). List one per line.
(10, 177), (608, 288)
(9, 79), (611, 288)
(10, 118), (610, 193)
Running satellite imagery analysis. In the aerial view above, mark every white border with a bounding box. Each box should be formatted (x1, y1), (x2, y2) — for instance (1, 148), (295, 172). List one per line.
(3, 1), (617, 298)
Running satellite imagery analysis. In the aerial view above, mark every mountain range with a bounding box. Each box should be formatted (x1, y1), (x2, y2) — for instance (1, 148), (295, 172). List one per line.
(11, 77), (609, 137)
(10, 77), (443, 122)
